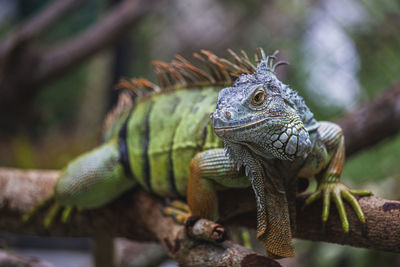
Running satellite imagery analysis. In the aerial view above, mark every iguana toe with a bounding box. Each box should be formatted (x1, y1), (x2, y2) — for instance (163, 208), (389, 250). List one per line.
(22, 195), (54, 223)
(170, 200), (190, 213)
(61, 206), (74, 223)
(23, 195), (77, 228)
(305, 182), (371, 236)
(163, 199), (191, 224)
(44, 203), (61, 228)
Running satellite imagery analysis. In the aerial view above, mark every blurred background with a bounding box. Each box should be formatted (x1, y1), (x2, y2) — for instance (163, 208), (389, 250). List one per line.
(0, 0), (399, 266)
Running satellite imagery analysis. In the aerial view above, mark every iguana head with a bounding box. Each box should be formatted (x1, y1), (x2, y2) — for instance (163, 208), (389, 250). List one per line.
(212, 52), (312, 162)
(211, 50), (314, 258)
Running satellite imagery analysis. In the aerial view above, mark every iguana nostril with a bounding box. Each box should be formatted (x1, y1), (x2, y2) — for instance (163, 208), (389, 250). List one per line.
(225, 111), (231, 120)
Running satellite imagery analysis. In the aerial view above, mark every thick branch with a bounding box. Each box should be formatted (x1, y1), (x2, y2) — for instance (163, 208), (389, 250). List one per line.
(0, 168), (399, 256)
(0, 168), (278, 267)
(338, 83), (400, 156)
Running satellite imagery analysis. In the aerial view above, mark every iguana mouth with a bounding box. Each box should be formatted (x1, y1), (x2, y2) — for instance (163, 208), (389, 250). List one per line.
(213, 114), (284, 137)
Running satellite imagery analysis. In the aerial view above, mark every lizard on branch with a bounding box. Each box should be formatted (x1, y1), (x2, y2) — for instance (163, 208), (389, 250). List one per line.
(24, 48), (371, 259)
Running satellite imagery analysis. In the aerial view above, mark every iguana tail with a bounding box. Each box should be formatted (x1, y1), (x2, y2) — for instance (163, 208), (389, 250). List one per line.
(54, 139), (136, 209)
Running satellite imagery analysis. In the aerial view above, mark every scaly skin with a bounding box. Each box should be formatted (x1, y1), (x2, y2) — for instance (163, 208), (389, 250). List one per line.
(24, 86), (251, 227)
(24, 49), (371, 259)
(211, 51), (371, 258)
(50, 87), (232, 210)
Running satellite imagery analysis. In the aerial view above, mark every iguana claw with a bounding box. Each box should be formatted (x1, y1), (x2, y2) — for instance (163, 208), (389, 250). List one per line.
(163, 200), (191, 224)
(305, 182), (371, 235)
(23, 196), (75, 228)
(23, 196), (54, 224)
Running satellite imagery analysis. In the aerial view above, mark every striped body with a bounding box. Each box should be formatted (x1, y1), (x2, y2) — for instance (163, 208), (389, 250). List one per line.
(50, 49), (371, 260)
(124, 87), (223, 197)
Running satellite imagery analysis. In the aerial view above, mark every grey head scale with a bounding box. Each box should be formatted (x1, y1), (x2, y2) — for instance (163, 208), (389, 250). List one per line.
(212, 49), (316, 162)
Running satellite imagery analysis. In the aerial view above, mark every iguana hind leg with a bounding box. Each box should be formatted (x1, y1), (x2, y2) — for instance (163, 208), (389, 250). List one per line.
(24, 139), (137, 227)
(305, 122), (372, 235)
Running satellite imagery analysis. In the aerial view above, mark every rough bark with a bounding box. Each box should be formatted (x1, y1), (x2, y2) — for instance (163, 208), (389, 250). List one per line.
(0, 167), (399, 260)
(0, 168), (278, 267)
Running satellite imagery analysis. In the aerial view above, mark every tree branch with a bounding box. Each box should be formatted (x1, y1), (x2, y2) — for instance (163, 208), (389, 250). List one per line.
(0, 168), (279, 266)
(0, 0), (87, 94)
(9, 0), (85, 41)
(338, 83), (400, 156)
(0, 167), (399, 260)
(0, 0), (84, 57)
(35, 0), (160, 86)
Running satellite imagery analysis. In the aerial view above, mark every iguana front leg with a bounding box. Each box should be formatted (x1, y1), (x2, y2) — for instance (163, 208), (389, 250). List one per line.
(165, 148), (249, 223)
(305, 122), (372, 235)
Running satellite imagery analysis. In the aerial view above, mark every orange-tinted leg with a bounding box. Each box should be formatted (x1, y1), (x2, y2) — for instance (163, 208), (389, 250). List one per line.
(164, 149), (248, 224)
(187, 149), (249, 221)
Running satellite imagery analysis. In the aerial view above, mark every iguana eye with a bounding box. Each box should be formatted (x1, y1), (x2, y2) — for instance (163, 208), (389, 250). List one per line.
(252, 88), (266, 107)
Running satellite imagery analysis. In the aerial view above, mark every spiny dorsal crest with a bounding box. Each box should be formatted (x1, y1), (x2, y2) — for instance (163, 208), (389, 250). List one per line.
(115, 48), (288, 100)
(105, 49), (291, 136)
(254, 49), (289, 73)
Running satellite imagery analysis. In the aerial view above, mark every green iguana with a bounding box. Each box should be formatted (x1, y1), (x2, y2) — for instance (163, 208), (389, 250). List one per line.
(26, 48), (371, 258)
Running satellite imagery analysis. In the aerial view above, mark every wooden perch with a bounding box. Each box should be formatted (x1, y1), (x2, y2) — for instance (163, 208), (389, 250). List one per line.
(0, 167), (399, 266)
(339, 82), (400, 156)
(0, 168), (280, 266)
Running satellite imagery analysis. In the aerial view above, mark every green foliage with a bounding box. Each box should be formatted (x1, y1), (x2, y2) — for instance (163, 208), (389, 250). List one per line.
(343, 134), (400, 184)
